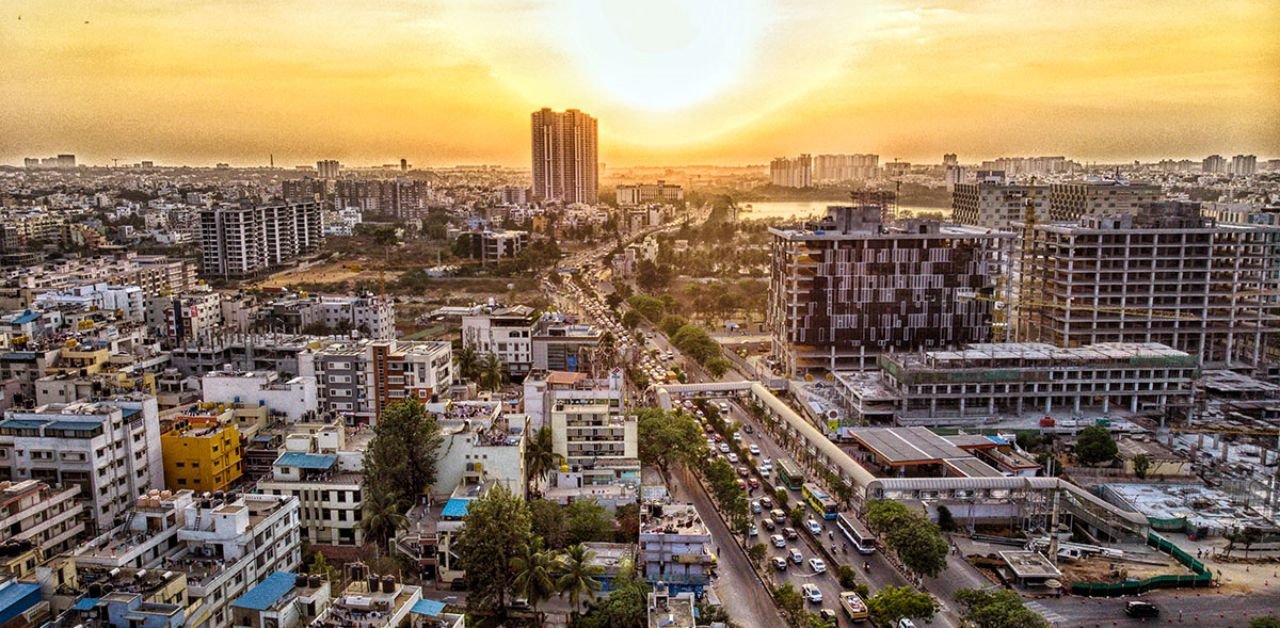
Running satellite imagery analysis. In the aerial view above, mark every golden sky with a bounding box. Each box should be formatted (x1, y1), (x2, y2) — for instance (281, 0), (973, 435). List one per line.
(1, 0), (1277, 167)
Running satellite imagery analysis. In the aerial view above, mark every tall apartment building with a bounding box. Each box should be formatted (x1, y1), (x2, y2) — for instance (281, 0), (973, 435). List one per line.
(531, 108), (599, 204)
(334, 178), (432, 218)
(768, 204), (1010, 374)
(282, 177), (327, 205)
(769, 154), (813, 188)
(145, 289), (224, 345)
(979, 156), (1078, 178)
(304, 339), (453, 424)
(160, 413), (244, 493)
(1015, 201), (1280, 375)
(951, 180), (1049, 230)
(257, 450), (364, 547)
(462, 305), (538, 378)
(1231, 154), (1258, 177)
(199, 202), (324, 278)
(316, 160), (341, 179)
(268, 293), (395, 339)
(615, 180), (683, 206)
(813, 154), (879, 183)
(1202, 154), (1227, 174)
(0, 397), (163, 533)
(1047, 180), (1162, 222)
(0, 479), (85, 556)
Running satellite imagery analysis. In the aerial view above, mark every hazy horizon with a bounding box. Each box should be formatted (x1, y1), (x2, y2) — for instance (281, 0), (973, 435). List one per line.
(3, 0), (1277, 168)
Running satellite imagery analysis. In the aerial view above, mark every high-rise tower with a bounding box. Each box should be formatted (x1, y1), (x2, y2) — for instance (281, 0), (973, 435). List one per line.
(531, 108), (598, 204)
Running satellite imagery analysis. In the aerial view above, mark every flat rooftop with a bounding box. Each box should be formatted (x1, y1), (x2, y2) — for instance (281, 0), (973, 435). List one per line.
(846, 427), (973, 466)
(640, 502), (709, 537)
(999, 550), (1063, 580)
(890, 342), (1194, 370)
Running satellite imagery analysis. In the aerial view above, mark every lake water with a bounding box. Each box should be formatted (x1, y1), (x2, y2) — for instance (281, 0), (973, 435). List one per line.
(737, 200), (951, 223)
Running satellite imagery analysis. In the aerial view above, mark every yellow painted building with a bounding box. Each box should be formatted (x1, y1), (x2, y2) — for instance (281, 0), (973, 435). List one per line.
(161, 413), (244, 493)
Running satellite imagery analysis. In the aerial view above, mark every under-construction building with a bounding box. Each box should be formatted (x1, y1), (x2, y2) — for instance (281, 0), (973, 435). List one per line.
(1047, 179), (1161, 222)
(1015, 201), (1280, 378)
(768, 202), (1011, 374)
(951, 178), (1050, 231)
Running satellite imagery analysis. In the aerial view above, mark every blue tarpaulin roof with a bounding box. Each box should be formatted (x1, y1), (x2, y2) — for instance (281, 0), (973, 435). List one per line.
(441, 498), (470, 519)
(0, 419), (47, 430)
(410, 599), (447, 617)
(232, 571), (296, 611)
(48, 421), (103, 432)
(274, 452), (336, 470)
(72, 597), (100, 611)
(0, 581), (41, 622)
(10, 311), (41, 324)
(985, 435), (1010, 446)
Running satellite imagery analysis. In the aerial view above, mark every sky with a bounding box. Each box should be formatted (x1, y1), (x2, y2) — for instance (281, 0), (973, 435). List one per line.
(1, 0), (1277, 168)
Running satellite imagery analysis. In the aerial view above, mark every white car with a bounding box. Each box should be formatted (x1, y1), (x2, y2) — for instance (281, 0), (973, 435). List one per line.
(719, 443), (731, 454)
(771, 534), (786, 548)
(731, 432), (742, 441)
(789, 548), (803, 564)
(802, 583), (823, 604)
(748, 444), (761, 455)
(808, 558), (826, 574)
(749, 524), (758, 536)
(727, 453), (739, 464)
(806, 519), (823, 535)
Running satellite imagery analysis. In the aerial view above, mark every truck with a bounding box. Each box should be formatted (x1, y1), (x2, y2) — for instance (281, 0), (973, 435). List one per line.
(839, 591), (869, 623)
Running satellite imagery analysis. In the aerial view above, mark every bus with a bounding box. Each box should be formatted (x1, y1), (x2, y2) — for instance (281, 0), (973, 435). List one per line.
(836, 512), (877, 555)
(776, 459), (804, 491)
(802, 482), (838, 520)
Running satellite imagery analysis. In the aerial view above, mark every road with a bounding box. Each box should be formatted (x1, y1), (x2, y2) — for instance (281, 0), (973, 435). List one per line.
(1030, 588), (1280, 627)
(667, 464), (787, 628)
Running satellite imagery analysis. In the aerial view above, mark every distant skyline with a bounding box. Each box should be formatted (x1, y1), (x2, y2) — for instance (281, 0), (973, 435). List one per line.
(1, 1), (1277, 168)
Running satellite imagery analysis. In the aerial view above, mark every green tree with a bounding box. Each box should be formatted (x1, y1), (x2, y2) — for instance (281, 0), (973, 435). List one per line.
(567, 498), (614, 545)
(955, 588), (1050, 628)
(358, 488), (407, 550)
(889, 518), (950, 579)
(455, 345), (480, 382)
(479, 352), (505, 391)
(621, 309), (643, 330)
(1075, 425), (1118, 466)
(529, 498), (569, 549)
(1132, 453), (1151, 479)
(456, 485), (531, 615)
(865, 499), (912, 535)
(771, 583), (806, 627)
(308, 552), (340, 585)
(604, 292), (624, 312)
(577, 558), (648, 628)
(836, 564), (858, 589)
(705, 356), (732, 378)
(867, 585), (939, 625)
(512, 537), (558, 612)
(937, 504), (957, 532)
(627, 294), (665, 322)
(557, 543), (604, 616)
(788, 505), (805, 528)
(748, 542), (768, 568)
(658, 314), (688, 337)
(637, 408), (708, 477)
(361, 399), (443, 513)
(671, 324), (721, 364)
(636, 259), (673, 292)
(1250, 616), (1280, 628)
(525, 426), (563, 495)
(615, 502), (640, 542)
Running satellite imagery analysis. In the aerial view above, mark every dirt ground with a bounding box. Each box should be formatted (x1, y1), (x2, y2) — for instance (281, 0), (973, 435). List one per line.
(1058, 554), (1189, 583)
(253, 260), (401, 290)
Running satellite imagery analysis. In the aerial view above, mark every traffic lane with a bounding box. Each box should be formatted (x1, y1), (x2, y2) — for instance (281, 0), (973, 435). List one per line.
(1033, 589), (1280, 627)
(668, 466), (788, 628)
(728, 401), (955, 625)
(756, 510), (851, 627)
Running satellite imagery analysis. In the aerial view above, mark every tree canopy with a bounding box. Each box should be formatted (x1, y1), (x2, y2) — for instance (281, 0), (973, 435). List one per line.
(955, 588), (1050, 628)
(1076, 425), (1118, 466)
(637, 408), (708, 477)
(867, 586), (939, 625)
(361, 399), (443, 515)
(455, 485), (532, 614)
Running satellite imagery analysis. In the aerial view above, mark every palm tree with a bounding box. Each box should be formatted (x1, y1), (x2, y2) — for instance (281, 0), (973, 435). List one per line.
(455, 345), (479, 382)
(512, 538), (557, 612)
(524, 426), (563, 496)
(479, 353), (505, 392)
(359, 489), (407, 551)
(556, 543), (603, 616)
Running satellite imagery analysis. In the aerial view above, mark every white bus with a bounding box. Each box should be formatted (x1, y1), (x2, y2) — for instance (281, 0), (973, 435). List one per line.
(836, 512), (877, 555)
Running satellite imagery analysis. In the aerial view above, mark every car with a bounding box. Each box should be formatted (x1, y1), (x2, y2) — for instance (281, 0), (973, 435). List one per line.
(732, 432), (742, 441)
(783, 527), (799, 540)
(727, 453), (739, 463)
(749, 524), (759, 536)
(510, 598), (530, 609)
(801, 583), (823, 604)
(748, 444), (761, 455)
(1125, 601), (1160, 618)
(743, 424), (754, 434)
(751, 500), (762, 514)
(748, 478), (760, 489)
(818, 609), (838, 624)
(807, 519), (823, 535)
(771, 534), (786, 548)
(789, 548), (803, 564)
(809, 558), (826, 573)
(763, 519), (777, 531)
(737, 466), (750, 477)
(897, 619), (917, 628)
(771, 556), (788, 571)
(760, 497), (774, 509)
(713, 434), (724, 442)
(718, 443), (730, 453)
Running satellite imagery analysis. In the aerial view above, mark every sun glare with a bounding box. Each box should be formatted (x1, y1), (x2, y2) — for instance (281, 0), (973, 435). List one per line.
(549, 0), (768, 112)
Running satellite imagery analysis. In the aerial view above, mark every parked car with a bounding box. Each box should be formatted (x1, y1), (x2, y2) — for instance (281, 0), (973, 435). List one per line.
(809, 558), (827, 573)
(1125, 601), (1160, 618)
(802, 583), (823, 603)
